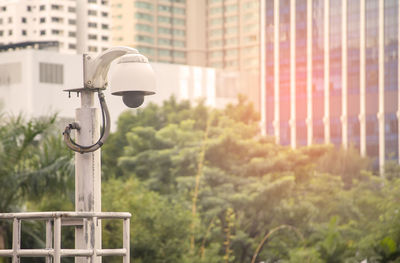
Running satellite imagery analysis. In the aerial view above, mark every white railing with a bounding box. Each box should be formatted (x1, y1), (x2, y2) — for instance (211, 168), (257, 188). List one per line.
(0, 211), (131, 263)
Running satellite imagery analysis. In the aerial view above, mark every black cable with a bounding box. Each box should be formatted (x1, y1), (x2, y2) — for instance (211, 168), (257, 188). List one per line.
(69, 92), (106, 149)
(63, 91), (110, 153)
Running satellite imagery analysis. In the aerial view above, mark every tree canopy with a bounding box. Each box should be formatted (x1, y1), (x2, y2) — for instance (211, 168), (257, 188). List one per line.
(1, 97), (400, 263)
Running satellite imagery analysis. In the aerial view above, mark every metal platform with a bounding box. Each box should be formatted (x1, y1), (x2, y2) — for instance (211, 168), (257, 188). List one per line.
(0, 211), (131, 263)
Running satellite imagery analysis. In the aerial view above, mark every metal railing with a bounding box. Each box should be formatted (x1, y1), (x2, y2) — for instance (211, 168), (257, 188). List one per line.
(0, 211), (131, 263)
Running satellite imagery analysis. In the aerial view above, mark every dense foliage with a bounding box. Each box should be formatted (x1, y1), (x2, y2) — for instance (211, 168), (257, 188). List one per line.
(1, 97), (400, 262)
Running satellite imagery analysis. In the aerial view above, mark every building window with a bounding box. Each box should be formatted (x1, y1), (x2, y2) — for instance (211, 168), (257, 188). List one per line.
(2, 7), (6, 11)
(158, 27), (172, 35)
(158, 38), (172, 46)
(68, 31), (76, 37)
(40, 5), (45, 10)
(209, 39), (223, 48)
(135, 23), (153, 33)
(51, 5), (62, 11)
(40, 17), (45, 23)
(26, 6), (31, 11)
(88, 46), (98, 52)
(225, 38), (238, 45)
(210, 17), (222, 25)
(68, 19), (76, 25)
(136, 12), (153, 22)
(88, 10), (97, 16)
(101, 36), (109, 41)
(8, 30), (12, 36)
(210, 6), (223, 14)
(225, 16), (238, 23)
(88, 0), (97, 3)
(172, 18), (185, 25)
(21, 17), (27, 23)
(225, 4), (237, 12)
(22, 30), (26, 36)
(88, 34), (97, 40)
(173, 29), (185, 36)
(51, 29), (62, 35)
(88, 22), (97, 28)
(39, 63), (64, 84)
(8, 17), (12, 23)
(226, 49), (238, 56)
(101, 12), (108, 17)
(51, 17), (63, 23)
(135, 1), (153, 10)
(210, 51), (223, 58)
(101, 0), (108, 4)
(68, 7), (75, 12)
(173, 40), (185, 47)
(173, 51), (185, 58)
(101, 24), (108, 30)
(135, 35), (154, 44)
(158, 16), (171, 23)
(226, 27), (237, 34)
(158, 5), (171, 12)
(210, 28), (223, 37)
(0, 18), (2, 24)
(0, 31), (3, 36)
(40, 30), (46, 35)
(172, 7), (185, 14)
(69, 44), (76, 49)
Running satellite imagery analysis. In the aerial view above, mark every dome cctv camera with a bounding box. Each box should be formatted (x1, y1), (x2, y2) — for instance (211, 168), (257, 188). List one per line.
(63, 47), (156, 153)
(110, 53), (156, 108)
(121, 91), (144, 108)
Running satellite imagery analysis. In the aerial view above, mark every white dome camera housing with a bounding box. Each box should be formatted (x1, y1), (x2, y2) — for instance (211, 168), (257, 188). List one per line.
(110, 53), (156, 108)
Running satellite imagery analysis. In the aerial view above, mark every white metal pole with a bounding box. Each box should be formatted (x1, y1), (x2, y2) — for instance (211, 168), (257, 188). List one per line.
(54, 217), (61, 263)
(75, 55), (102, 263)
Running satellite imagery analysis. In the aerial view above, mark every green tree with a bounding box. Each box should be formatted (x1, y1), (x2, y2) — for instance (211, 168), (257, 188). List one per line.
(100, 96), (400, 262)
(0, 114), (73, 252)
(102, 178), (193, 263)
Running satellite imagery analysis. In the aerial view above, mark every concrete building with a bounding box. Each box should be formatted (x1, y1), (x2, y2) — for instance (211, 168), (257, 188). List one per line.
(111, 0), (259, 72)
(0, 49), (246, 130)
(0, 0), (111, 54)
(260, 0), (399, 170)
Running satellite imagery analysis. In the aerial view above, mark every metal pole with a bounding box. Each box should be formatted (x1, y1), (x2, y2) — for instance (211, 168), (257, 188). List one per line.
(75, 55), (102, 263)
(12, 218), (20, 263)
(45, 220), (53, 263)
(54, 217), (61, 263)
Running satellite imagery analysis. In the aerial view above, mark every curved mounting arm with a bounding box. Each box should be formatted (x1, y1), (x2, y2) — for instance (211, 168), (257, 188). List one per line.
(84, 46), (139, 89)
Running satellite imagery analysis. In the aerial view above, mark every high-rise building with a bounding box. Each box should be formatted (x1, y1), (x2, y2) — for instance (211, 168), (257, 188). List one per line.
(0, 0), (111, 54)
(111, 0), (259, 72)
(260, 0), (399, 170)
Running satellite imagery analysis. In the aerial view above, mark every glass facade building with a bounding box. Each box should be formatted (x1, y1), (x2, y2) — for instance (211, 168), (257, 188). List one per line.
(111, 0), (259, 72)
(260, 0), (399, 170)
